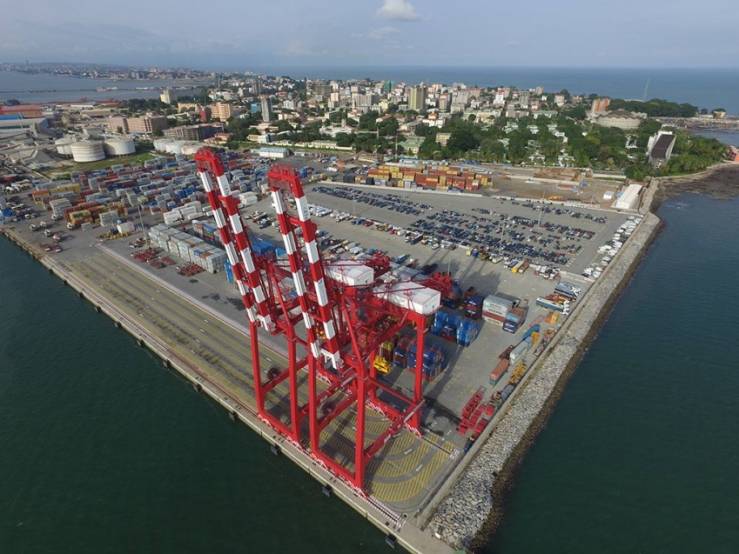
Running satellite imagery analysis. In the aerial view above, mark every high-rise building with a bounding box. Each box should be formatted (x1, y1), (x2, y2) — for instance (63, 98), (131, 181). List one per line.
(164, 123), (222, 141)
(107, 116), (129, 134)
(261, 96), (273, 122)
(107, 115), (168, 134)
(352, 93), (376, 109)
(210, 102), (239, 122)
(160, 88), (174, 105)
(591, 97), (611, 114)
(311, 82), (333, 97)
(409, 86), (427, 111)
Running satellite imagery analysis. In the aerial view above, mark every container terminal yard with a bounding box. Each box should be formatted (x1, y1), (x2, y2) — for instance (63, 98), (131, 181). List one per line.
(0, 149), (661, 553)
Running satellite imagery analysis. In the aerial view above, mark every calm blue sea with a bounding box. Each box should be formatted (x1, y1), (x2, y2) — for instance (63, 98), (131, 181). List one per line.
(0, 71), (211, 103)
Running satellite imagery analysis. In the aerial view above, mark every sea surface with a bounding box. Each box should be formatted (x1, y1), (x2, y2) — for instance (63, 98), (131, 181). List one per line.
(0, 71), (211, 103)
(257, 66), (739, 115)
(0, 238), (386, 553)
(484, 193), (739, 554)
(695, 130), (739, 147)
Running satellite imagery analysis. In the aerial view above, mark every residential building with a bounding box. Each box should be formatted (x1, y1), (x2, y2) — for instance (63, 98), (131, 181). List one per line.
(177, 102), (201, 112)
(409, 86), (427, 112)
(107, 116), (129, 134)
(164, 123), (223, 141)
(160, 88), (174, 105)
(210, 102), (239, 122)
(647, 131), (677, 167)
(261, 96), (274, 122)
(107, 115), (168, 134)
(594, 110), (646, 130)
(257, 146), (290, 159)
(591, 97), (611, 114)
(436, 132), (451, 147)
(127, 115), (168, 134)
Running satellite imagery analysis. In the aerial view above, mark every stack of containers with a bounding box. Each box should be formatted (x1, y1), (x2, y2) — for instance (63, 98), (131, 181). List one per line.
(508, 338), (531, 367)
(406, 343), (447, 382)
(430, 310), (462, 342)
(50, 198), (72, 220)
(182, 236), (203, 262)
(503, 305), (528, 334)
(246, 238), (272, 256)
(456, 318), (481, 347)
(239, 191), (258, 207)
(201, 246), (226, 273)
(483, 294), (513, 326)
(98, 210), (120, 227)
(224, 260), (234, 283)
(163, 207), (182, 225)
(191, 219), (205, 238)
(168, 231), (190, 257)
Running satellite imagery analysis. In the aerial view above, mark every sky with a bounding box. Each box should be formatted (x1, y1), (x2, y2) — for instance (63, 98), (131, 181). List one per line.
(1, 0), (738, 69)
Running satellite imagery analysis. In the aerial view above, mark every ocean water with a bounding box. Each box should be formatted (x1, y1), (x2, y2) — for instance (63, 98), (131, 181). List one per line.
(695, 130), (739, 147)
(484, 193), (739, 553)
(0, 71), (211, 103)
(0, 238), (386, 554)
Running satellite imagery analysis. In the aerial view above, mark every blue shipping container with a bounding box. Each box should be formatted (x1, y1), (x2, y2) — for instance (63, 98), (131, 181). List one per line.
(224, 260), (234, 283)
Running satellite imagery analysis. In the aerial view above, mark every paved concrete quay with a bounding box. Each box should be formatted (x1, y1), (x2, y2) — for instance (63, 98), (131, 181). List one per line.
(0, 227), (456, 554)
(425, 211), (661, 550)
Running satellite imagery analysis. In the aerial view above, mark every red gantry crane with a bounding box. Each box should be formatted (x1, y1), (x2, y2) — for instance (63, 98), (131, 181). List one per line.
(194, 147), (451, 491)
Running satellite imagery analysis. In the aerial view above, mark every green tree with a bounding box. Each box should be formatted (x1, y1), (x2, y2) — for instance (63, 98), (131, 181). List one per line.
(335, 132), (354, 147)
(377, 117), (399, 137)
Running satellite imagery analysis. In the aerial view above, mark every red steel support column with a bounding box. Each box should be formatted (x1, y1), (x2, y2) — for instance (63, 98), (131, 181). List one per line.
(411, 315), (425, 431)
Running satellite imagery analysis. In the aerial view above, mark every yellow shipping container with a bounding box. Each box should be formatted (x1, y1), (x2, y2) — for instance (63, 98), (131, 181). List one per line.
(52, 183), (81, 194)
(509, 362), (527, 385)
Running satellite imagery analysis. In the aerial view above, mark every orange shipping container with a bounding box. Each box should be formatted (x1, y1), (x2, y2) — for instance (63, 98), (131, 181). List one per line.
(490, 359), (510, 384)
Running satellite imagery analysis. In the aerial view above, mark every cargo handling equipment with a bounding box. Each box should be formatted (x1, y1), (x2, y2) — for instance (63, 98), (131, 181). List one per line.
(194, 147), (451, 492)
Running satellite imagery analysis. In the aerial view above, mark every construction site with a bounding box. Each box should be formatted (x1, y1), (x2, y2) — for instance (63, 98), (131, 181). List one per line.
(1, 147), (657, 553)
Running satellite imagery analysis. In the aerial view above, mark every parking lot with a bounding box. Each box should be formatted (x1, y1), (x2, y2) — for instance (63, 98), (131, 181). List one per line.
(239, 183), (630, 430)
(11, 179), (631, 448)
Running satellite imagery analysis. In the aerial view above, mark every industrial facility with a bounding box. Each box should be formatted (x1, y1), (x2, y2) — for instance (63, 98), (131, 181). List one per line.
(1, 143), (647, 553)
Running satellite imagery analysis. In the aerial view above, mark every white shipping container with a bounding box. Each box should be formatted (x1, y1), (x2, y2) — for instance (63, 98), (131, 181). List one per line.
(373, 284), (440, 315)
(326, 263), (374, 286)
(117, 221), (135, 234)
(509, 341), (529, 363)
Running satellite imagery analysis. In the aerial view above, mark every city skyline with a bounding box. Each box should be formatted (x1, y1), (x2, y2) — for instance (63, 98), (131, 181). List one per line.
(2, 0), (738, 69)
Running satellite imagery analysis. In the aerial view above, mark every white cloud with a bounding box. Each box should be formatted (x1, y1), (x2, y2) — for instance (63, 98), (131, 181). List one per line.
(377, 0), (419, 21)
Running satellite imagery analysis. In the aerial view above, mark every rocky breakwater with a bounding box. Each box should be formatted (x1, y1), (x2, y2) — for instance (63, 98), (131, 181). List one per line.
(429, 211), (662, 551)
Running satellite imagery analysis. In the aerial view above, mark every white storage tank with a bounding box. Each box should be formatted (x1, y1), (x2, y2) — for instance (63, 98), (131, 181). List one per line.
(180, 142), (202, 156)
(165, 140), (185, 155)
(70, 140), (105, 163)
(104, 137), (136, 156)
(55, 136), (75, 156)
(153, 138), (173, 153)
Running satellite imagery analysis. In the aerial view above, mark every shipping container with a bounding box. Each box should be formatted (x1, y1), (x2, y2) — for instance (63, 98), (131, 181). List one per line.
(490, 359), (510, 384)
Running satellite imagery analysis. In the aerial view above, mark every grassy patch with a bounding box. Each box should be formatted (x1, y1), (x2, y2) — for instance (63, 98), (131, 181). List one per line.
(54, 151), (156, 174)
